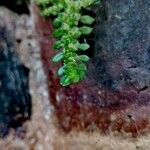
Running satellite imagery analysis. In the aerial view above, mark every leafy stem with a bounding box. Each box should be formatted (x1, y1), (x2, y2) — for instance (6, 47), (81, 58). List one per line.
(36, 0), (100, 86)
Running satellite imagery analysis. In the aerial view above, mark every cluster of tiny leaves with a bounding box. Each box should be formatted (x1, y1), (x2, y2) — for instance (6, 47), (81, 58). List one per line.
(36, 0), (100, 86)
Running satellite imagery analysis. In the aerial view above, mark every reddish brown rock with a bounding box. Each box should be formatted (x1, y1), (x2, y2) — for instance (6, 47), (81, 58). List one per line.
(32, 0), (150, 137)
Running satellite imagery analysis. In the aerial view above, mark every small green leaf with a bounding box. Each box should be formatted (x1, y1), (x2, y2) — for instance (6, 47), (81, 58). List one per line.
(80, 15), (95, 24)
(73, 31), (81, 38)
(71, 27), (81, 38)
(77, 55), (90, 62)
(53, 41), (63, 49)
(53, 29), (65, 38)
(94, 0), (101, 5)
(42, 5), (57, 16)
(80, 26), (93, 35)
(57, 66), (65, 76)
(53, 18), (62, 27)
(42, 4), (63, 16)
(76, 43), (90, 51)
(72, 75), (80, 83)
(78, 64), (87, 71)
(57, 3), (64, 10)
(36, 0), (50, 5)
(52, 52), (63, 62)
(68, 43), (78, 50)
(60, 76), (70, 86)
(79, 70), (86, 80)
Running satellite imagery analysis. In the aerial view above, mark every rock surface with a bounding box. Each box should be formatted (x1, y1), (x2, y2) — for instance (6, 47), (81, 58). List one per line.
(93, 0), (150, 92)
(0, 11), (31, 137)
(0, 3), (150, 150)
(35, 0), (150, 136)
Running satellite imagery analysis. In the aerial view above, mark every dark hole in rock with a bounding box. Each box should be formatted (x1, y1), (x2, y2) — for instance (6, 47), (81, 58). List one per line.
(0, 0), (29, 15)
(138, 86), (149, 94)
(16, 39), (22, 44)
(0, 18), (32, 137)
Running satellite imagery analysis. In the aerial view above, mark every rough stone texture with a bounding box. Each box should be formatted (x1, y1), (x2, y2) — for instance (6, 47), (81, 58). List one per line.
(33, 0), (150, 136)
(93, 0), (150, 92)
(1, 4), (150, 150)
(0, 10), (31, 137)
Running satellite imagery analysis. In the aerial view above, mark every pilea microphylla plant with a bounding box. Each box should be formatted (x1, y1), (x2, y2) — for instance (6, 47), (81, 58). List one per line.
(36, 0), (100, 86)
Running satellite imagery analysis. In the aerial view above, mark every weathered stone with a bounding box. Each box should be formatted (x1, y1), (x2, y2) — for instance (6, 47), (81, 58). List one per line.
(93, 0), (150, 91)
(34, 0), (150, 136)
(0, 17), (31, 137)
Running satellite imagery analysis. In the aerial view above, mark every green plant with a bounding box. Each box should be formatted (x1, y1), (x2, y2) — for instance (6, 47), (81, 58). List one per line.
(36, 0), (100, 86)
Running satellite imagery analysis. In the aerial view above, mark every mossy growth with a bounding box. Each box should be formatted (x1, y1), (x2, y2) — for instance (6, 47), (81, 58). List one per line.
(36, 0), (100, 86)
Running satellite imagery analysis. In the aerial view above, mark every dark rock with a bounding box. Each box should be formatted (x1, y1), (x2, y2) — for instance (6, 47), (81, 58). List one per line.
(93, 0), (150, 92)
(0, 18), (31, 137)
